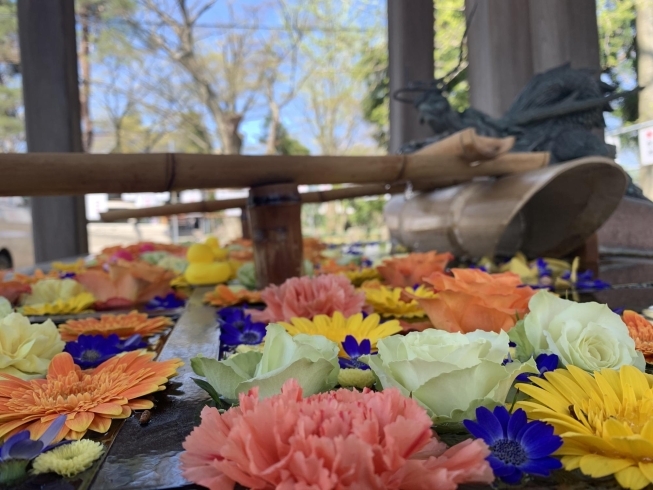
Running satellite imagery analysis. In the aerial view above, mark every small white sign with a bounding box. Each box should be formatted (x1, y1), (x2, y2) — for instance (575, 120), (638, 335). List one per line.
(639, 128), (653, 166)
(85, 194), (108, 221)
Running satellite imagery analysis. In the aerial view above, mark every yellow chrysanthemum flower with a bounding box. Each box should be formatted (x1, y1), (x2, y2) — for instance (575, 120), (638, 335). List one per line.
(51, 259), (87, 274)
(20, 279), (95, 315)
(343, 268), (381, 287)
(279, 311), (401, 356)
(517, 365), (653, 490)
(362, 285), (434, 318)
(32, 439), (104, 477)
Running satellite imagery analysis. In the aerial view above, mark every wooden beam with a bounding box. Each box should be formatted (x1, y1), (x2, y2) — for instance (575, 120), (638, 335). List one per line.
(0, 150), (549, 197)
(388, 0), (435, 152)
(17, 0), (88, 262)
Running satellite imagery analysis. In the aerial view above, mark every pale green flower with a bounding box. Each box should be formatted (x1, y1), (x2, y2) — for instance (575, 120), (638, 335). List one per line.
(22, 279), (87, 305)
(32, 440), (104, 477)
(338, 368), (375, 389)
(191, 324), (339, 404)
(515, 289), (645, 372)
(366, 329), (536, 423)
(0, 313), (64, 379)
(235, 262), (257, 290)
(0, 298), (12, 319)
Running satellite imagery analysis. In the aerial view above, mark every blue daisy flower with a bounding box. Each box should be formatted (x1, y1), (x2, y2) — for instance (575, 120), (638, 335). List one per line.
(516, 353), (559, 383)
(64, 333), (147, 369)
(218, 307), (266, 346)
(0, 414), (68, 484)
(464, 406), (562, 484)
(339, 335), (371, 370)
(145, 293), (185, 310)
(561, 270), (610, 290)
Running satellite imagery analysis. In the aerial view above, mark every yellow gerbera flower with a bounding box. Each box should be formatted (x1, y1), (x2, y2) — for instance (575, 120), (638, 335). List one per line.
(343, 268), (381, 287)
(279, 311), (401, 356)
(362, 285), (433, 318)
(517, 365), (653, 490)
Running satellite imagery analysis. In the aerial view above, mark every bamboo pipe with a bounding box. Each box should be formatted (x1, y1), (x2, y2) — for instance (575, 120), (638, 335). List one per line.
(415, 128), (515, 160)
(0, 140), (547, 198)
(100, 182), (434, 222)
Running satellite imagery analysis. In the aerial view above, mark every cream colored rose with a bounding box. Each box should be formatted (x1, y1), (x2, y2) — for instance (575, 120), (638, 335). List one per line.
(0, 313), (65, 379)
(520, 290), (644, 372)
(367, 329), (536, 422)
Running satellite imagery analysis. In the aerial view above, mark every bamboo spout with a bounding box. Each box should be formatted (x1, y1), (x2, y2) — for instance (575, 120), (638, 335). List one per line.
(0, 130), (548, 197)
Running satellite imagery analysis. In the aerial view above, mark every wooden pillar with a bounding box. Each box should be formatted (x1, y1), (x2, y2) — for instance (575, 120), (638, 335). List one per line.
(248, 184), (303, 289)
(240, 207), (251, 240)
(465, 0), (533, 117)
(467, 0), (600, 116)
(17, 0), (88, 262)
(387, 0), (435, 153)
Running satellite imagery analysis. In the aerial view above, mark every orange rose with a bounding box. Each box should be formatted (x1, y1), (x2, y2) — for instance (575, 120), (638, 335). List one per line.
(411, 268), (536, 334)
(377, 252), (453, 288)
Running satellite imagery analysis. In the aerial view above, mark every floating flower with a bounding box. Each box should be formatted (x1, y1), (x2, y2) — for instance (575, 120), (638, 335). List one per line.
(337, 366), (375, 389)
(0, 298), (11, 319)
(367, 329), (536, 422)
(0, 313), (64, 379)
(203, 285), (261, 307)
(377, 251), (453, 288)
(339, 335), (372, 370)
(0, 281), (31, 305)
(76, 260), (176, 310)
(344, 267), (381, 287)
(191, 324), (339, 404)
(58, 311), (173, 342)
(0, 351), (182, 441)
(463, 406), (562, 484)
(181, 379), (494, 490)
(235, 262), (257, 290)
(511, 290), (644, 372)
(623, 310), (653, 363)
(249, 275), (365, 323)
(0, 414), (66, 484)
(145, 292), (186, 311)
(10, 269), (60, 285)
(515, 353), (559, 383)
(517, 365), (653, 490)
(279, 311), (401, 356)
(64, 333), (147, 369)
(415, 269), (535, 333)
(363, 284), (432, 318)
(51, 259), (86, 274)
(20, 279), (95, 316)
(218, 308), (266, 347)
(32, 439), (104, 477)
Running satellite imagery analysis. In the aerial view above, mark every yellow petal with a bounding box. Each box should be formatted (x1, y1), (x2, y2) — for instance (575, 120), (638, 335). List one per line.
(615, 466), (651, 490)
(621, 366), (650, 399)
(637, 462), (653, 485)
(579, 454), (634, 478)
(518, 383), (571, 414)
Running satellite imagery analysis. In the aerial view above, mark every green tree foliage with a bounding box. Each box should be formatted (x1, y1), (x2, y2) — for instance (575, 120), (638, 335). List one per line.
(0, 0), (22, 151)
(597, 0), (638, 122)
(259, 117), (310, 155)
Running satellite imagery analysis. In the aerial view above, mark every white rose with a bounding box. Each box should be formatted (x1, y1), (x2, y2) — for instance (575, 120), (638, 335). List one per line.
(367, 329), (536, 422)
(522, 290), (644, 372)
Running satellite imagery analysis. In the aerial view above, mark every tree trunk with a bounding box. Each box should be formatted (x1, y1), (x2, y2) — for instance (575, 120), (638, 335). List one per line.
(637, 0), (653, 198)
(266, 100), (280, 155)
(79, 5), (93, 152)
(218, 113), (243, 154)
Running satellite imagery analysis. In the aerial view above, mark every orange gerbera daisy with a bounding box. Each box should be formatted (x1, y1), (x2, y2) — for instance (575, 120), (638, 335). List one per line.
(623, 310), (653, 363)
(0, 351), (182, 442)
(59, 311), (173, 341)
(203, 285), (261, 307)
(377, 252), (453, 288)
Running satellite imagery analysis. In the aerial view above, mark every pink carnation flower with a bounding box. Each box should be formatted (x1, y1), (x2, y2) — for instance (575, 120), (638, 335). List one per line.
(181, 379), (494, 490)
(249, 274), (365, 323)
